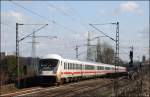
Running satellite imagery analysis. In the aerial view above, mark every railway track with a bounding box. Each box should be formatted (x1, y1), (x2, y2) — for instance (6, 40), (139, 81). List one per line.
(1, 76), (128, 97)
(0, 87), (43, 97)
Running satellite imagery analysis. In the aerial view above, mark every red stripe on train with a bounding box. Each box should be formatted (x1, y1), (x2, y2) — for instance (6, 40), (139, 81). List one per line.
(61, 70), (125, 75)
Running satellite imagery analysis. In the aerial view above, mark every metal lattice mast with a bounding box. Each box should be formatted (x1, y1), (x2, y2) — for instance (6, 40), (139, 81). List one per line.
(114, 22), (119, 97)
(75, 45), (79, 59)
(31, 31), (36, 72)
(87, 32), (91, 61)
(96, 37), (102, 62)
(89, 22), (120, 97)
(16, 23), (20, 87)
(16, 23), (48, 87)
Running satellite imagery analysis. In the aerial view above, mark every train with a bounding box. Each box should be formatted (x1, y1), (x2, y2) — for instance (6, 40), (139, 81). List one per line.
(38, 54), (126, 84)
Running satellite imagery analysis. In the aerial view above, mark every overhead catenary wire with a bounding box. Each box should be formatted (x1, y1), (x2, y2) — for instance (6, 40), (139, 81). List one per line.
(65, 2), (91, 27)
(9, 1), (78, 34)
(89, 24), (116, 41)
(47, 3), (89, 31)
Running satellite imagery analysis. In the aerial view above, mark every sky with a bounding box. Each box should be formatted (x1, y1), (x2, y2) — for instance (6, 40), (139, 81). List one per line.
(1, 1), (149, 62)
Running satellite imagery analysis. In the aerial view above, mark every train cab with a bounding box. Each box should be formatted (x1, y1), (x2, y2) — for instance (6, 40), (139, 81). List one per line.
(39, 59), (58, 76)
(38, 54), (62, 84)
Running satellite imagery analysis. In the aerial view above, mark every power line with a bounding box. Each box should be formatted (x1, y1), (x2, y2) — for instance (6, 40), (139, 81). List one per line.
(66, 2), (90, 26)
(89, 24), (116, 41)
(47, 3), (89, 31)
(10, 1), (48, 21)
(9, 1), (78, 34)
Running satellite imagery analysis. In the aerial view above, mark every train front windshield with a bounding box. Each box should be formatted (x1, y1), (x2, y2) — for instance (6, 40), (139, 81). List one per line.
(39, 59), (58, 71)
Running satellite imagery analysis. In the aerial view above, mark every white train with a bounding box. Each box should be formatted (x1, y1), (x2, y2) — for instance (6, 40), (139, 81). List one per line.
(38, 54), (126, 84)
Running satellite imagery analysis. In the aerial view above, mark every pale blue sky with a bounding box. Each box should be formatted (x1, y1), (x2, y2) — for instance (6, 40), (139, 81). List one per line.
(1, 1), (149, 61)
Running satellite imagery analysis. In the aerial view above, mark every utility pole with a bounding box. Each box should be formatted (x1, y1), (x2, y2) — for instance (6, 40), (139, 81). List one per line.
(31, 31), (36, 73)
(89, 22), (120, 97)
(129, 46), (134, 67)
(16, 23), (24, 87)
(28, 34), (57, 74)
(75, 45), (79, 59)
(16, 23), (48, 87)
(114, 22), (119, 97)
(16, 23), (19, 87)
(96, 37), (102, 62)
(87, 32), (91, 61)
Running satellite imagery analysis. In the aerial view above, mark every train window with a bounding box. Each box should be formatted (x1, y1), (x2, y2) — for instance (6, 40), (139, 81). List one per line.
(85, 65), (87, 70)
(64, 62), (66, 69)
(75, 64), (77, 69)
(74, 64), (75, 69)
(70, 63), (72, 70)
(71, 63), (72, 69)
(83, 64), (85, 70)
(65, 63), (67, 70)
(66, 63), (67, 69)
(68, 63), (70, 70)
(73, 63), (74, 70)
(77, 64), (79, 70)
(92, 65), (94, 70)
(64, 62), (65, 69)
(105, 67), (110, 70)
(72, 63), (74, 70)
(85, 65), (94, 70)
(66, 63), (67, 70)
(79, 64), (80, 70)
(72, 63), (74, 69)
(75, 64), (76, 69)
(70, 63), (71, 69)
(72, 63), (73, 69)
(61, 61), (62, 65)
(97, 66), (103, 70)
(68, 63), (69, 70)
(100, 66), (104, 70)
(76, 64), (77, 69)
(69, 63), (71, 70)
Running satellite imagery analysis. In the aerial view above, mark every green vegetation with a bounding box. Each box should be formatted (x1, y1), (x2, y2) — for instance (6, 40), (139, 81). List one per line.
(1, 55), (17, 84)
(0, 55), (33, 84)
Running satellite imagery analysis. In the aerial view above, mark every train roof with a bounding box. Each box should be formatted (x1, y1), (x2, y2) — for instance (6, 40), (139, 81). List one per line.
(42, 54), (125, 68)
(42, 54), (63, 60)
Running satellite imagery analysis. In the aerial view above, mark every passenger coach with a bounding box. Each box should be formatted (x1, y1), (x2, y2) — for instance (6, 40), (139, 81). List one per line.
(38, 54), (126, 84)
